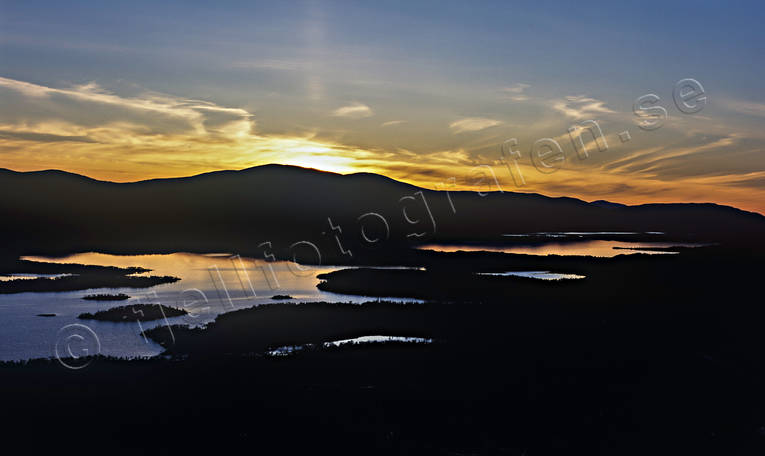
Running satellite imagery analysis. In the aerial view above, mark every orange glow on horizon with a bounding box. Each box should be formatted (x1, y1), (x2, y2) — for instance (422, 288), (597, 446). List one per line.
(2, 155), (764, 216)
(2, 75), (763, 216)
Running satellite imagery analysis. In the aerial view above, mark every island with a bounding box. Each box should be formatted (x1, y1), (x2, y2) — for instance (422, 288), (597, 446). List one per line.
(271, 294), (293, 300)
(82, 293), (130, 301)
(78, 304), (188, 322)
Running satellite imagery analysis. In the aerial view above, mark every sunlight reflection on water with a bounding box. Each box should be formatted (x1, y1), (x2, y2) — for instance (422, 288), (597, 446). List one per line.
(418, 240), (699, 257)
(0, 252), (417, 361)
(476, 271), (586, 280)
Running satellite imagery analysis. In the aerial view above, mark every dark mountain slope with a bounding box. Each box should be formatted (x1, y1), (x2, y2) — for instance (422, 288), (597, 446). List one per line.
(0, 165), (762, 260)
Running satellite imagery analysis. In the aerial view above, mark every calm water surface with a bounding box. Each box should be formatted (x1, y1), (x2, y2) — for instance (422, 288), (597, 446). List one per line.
(0, 252), (416, 361)
(476, 271), (586, 280)
(267, 335), (433, 357)
(419, 240), (699, 257)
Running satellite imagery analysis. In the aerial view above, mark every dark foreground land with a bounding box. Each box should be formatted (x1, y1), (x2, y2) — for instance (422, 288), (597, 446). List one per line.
(2, 244), (765, 455)
(2, 165), (765, 454)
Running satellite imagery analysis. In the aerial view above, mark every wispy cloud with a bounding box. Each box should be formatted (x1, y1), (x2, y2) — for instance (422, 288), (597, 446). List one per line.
(381, 120), (406, 127)
(500, 83), (531, 101)
(449, 117), (501, 134)
(552, 95), (614, 119)
(721, 98), (765, 118)
(0, 76), (253, 138)
(331, 103), (374, 119)
(602, 136), (739, 177)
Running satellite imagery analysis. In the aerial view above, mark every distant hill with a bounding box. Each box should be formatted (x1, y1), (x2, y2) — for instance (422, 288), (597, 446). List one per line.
(1, 164), (763, 261)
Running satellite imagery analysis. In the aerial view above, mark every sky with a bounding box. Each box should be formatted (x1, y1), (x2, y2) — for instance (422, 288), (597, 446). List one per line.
(1, 0), (765, 213)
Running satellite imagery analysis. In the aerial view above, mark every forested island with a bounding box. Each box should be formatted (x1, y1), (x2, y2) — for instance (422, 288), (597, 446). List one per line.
(82, 293), (130, 301)
(78, 304), (187, 322)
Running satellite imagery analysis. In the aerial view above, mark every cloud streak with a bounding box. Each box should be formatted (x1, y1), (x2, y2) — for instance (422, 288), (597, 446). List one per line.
(552, 95), (615, 119)
(721, 98), (765, 118)
(501, 83), (531, 101)
(0, 76), (253, 139)
(449, 117), (502, 134)
(381, 120), (405, 127)
(331, 103), (374, 119)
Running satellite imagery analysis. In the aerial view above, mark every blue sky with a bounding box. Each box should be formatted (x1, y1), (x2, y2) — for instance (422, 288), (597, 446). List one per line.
(2, 0), (765, 212)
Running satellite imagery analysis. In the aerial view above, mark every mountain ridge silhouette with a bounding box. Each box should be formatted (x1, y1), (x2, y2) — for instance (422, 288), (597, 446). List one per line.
(1, 164), (763, 260)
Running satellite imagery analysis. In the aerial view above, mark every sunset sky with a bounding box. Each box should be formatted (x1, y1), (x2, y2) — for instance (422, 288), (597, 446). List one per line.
(1, 1), (765, 213)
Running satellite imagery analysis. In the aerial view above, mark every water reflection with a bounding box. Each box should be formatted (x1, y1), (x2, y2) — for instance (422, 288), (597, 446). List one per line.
(324, 335), (432, 347)
(0, 273), (75, 281)
(503, 231), (665, 237)
(267, 335), (433, 357)
(1, 252), (417, 361)
(418, 240), (700, 257)
(476, 271), (585, 280)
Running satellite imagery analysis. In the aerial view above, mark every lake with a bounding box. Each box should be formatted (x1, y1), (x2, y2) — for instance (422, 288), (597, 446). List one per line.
(0, 252), (417, 361)
(476, 271), (586, 280)
(418, 240), (700, 257)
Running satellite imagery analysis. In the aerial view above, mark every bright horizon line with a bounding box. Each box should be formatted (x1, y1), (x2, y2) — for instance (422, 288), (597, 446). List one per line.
(3, 163), (763, 217)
